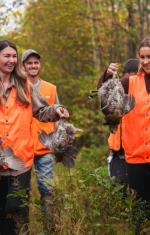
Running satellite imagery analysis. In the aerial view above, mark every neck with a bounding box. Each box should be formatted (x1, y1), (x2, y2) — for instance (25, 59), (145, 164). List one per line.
(28, 75), (39, 84)
(0, 71), (11, 84)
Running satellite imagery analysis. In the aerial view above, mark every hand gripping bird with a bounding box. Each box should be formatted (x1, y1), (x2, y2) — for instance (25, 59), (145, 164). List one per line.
(98, 73), (135, 132)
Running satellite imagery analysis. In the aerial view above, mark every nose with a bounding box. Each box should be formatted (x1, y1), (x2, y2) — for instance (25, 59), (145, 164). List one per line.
(9, 56), (16, 63)
(31, 63), (37, 68)
(142, 58), (150, 64)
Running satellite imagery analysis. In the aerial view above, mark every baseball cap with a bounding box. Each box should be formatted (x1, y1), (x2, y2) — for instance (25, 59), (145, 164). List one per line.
(22, 49), (41, 62)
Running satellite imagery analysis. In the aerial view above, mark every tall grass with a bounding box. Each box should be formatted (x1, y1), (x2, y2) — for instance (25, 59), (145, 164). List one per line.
(29, 147), (150, 235)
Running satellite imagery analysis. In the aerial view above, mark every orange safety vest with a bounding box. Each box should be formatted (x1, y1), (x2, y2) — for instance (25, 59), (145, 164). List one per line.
(0, 87), (34, 168)
(31, 80), (56, 156)
(108, 124), (121, 151)
(122, 73), (150, 163)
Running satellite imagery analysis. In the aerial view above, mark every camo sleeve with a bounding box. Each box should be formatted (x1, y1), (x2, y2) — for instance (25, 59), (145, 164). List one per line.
(30, 84), (61, 122)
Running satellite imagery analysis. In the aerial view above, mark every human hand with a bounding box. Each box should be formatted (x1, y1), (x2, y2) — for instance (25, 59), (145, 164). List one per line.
(107, 63), (119, 76)
(56, 107), (69, 119)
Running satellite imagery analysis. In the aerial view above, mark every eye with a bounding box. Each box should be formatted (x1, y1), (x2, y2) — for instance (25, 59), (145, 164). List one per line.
(140, 55), (145, 59)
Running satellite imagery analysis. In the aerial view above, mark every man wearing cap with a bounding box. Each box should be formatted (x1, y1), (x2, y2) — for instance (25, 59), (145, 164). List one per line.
(22, 49), (58, 217)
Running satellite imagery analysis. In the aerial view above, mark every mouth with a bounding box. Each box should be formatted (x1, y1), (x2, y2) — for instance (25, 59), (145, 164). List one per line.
(7, 66), (15, 70)
(30, 69), (38, 72)
(143, 67), (150, 70)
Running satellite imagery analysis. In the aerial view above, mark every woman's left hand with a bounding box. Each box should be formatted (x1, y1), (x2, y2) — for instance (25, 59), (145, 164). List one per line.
(56, 107), (69, 119)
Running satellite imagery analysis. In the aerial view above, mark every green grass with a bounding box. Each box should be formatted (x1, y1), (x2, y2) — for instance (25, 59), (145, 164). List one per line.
(29, 147), (150, 235)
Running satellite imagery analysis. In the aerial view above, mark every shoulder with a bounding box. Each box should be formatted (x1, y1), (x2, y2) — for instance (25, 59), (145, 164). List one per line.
(129, 73), (143, 82)
(129, 74), (139, 80)
(40, 79), (56, 89)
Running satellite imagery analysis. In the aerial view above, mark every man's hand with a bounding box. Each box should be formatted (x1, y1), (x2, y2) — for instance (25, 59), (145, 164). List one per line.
(56, 107), (69, 119)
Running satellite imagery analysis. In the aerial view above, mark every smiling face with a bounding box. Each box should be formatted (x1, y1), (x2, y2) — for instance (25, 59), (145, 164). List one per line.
(23, 55), (41, 78)
(0, 46), (17, 74)
(139, 47), (150, 74)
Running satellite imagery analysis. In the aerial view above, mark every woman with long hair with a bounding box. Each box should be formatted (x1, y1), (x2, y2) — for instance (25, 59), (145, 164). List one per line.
(0, 40), (69, 235)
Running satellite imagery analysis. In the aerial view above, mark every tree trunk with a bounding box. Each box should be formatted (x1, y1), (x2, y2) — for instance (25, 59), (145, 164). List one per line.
(85, 0), (101, 77)
(126, 1), (137, 57)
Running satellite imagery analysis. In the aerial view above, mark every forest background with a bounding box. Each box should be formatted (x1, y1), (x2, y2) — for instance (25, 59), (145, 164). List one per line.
(0, 0), (150, 234)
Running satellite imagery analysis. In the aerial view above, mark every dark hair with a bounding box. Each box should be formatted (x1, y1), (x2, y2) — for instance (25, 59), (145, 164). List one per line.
(138, 37), (150, 73)
(123, 58), (139, 74)
(0, 40), (17, 52)
(0, 40), (30, 105)
(139, 36), (150, 50)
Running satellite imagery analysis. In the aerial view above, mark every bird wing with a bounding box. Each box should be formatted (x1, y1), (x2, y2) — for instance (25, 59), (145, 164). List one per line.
(0, 147), (24, 171)
(38, 130), (53, 149)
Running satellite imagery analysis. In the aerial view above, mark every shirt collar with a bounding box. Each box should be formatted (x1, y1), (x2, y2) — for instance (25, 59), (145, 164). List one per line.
(8, 75), (16, 89)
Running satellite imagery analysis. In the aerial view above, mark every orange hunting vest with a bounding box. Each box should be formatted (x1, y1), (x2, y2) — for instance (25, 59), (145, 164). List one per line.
(0, 87), (34, 168)
(108, 125), (121, 151)
(122, 73), (150, 163)
(31, 80), (56, 156)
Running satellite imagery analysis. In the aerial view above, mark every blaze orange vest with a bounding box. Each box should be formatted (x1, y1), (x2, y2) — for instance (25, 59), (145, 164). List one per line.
(108, 124), (121, 151)
(0, 87), (34, 168)
(122, 73), (150, 163)
(31, 80), (56, 156)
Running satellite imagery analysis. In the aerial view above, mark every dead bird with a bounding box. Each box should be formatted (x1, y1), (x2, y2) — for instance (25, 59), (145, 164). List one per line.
(98, 75), (135, 133)
(55, 144), (79, 168)
(38, 121), (81, 168)
(0, 137), (24, 171)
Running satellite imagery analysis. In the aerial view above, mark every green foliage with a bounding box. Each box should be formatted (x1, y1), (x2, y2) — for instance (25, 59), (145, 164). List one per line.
(13, 0), (106, 148)
(6, 0), (149, 150)
(2, 1), (150, 234)
(30, 147), (150, 235)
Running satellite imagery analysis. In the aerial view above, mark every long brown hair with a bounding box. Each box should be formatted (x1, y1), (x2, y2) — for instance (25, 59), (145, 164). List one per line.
(0, 40), (30, 105)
